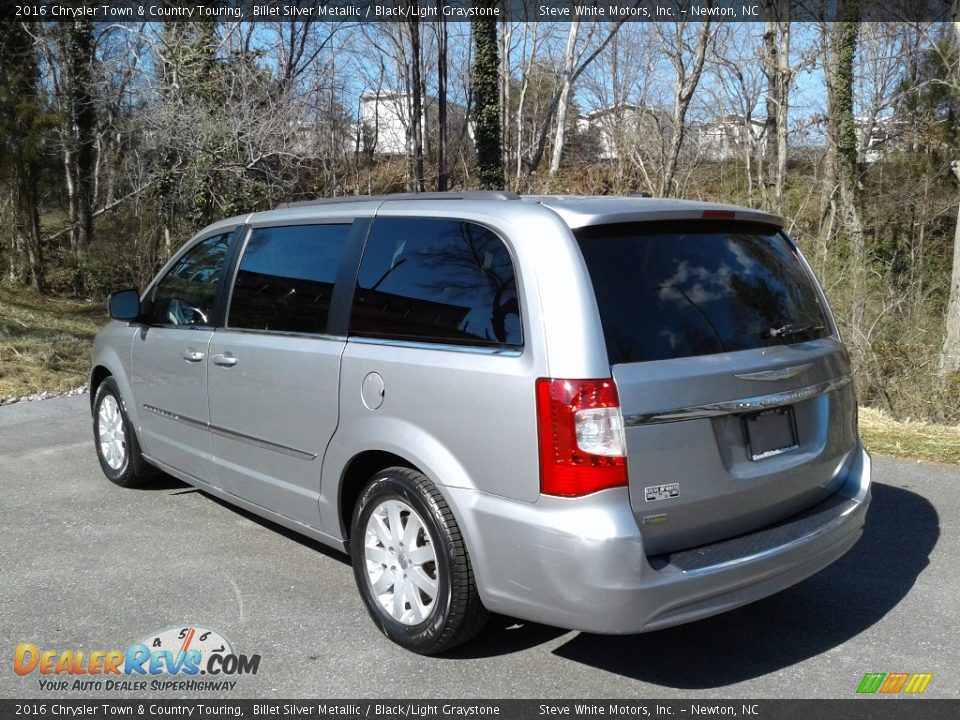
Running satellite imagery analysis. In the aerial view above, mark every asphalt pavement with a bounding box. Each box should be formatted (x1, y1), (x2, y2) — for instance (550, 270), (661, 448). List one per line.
(1, 395), (957, 699)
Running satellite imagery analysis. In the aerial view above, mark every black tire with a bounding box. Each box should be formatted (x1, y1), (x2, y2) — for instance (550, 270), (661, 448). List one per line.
(350, 466), (488, 654)
(92, 377), (155, 487)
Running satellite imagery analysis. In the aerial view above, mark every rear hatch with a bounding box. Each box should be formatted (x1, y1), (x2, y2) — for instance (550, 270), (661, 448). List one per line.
(575, 220), (859, 556)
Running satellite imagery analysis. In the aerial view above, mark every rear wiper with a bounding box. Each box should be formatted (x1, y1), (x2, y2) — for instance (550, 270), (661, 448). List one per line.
(762, 323), (826, 341)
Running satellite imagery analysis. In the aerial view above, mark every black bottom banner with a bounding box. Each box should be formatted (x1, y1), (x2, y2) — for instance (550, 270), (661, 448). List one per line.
(2, 700), (957, 720)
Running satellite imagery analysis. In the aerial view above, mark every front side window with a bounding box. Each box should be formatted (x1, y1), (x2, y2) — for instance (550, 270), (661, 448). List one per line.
(350, 217), (522, 348)
(147, 232), (231, 327)
(576, 221), (830, 365)
(228, 223), (351, 334)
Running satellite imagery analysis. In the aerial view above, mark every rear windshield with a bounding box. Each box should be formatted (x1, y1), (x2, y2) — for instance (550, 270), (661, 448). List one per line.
(575, 221), (830, 365)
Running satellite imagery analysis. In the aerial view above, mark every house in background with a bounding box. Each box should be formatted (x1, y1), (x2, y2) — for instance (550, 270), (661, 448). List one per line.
(692, 115), (767, 162)
(578, 104), (767, 164)
(855, 116), (910, 163)
(359, 92), (472, 158)
(360, 92), (411, 156)
(577, 104), (672, 162)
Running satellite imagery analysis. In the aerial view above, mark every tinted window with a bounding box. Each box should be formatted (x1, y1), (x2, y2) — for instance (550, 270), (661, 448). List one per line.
(147, 233), (231, 327)
(228, 224), (350, 334)
(576, 221), (829, 364)
(351, 218), (521, 347)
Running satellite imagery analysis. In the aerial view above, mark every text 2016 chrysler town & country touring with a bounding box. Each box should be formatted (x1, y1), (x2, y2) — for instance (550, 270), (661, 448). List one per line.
(90, 192), (871, 654)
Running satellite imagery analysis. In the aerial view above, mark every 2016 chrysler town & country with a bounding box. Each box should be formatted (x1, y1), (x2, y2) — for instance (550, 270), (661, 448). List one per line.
(90, 192), (871, 654)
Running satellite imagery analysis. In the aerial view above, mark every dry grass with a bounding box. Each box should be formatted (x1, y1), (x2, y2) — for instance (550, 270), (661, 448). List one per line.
(0, 283), (104, 398)
(859, 406), (960, 466)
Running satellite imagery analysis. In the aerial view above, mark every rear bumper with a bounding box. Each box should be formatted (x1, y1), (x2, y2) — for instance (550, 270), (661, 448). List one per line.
(449, 444), (871, 634)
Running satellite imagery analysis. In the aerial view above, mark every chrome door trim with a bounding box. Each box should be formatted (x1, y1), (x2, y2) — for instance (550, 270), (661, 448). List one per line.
(622, 375), (852, 427)
(142, 404), (316, 461)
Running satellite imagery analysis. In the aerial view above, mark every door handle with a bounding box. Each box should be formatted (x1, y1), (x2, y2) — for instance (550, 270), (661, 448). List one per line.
(182, 348), (205, 362)
(211, 352), (237, 367)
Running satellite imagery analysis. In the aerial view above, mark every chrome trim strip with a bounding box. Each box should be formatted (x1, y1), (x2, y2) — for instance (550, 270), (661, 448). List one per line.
(622, 375), (852, 427)
(347, 335), (523, 357)
(207, 425), (316, 461)
(142, 404), (207, 430)
(142, 404), (316, 461)
(735, 363), (811, 382)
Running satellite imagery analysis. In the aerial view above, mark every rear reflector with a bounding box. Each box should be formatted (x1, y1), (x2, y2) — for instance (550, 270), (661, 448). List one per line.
(702, 210), (736, 219)
(535, 378), (628, 497)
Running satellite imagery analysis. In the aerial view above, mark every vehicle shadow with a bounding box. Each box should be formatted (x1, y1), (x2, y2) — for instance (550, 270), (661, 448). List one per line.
(135, 471), (349, 563)
(197, 486), (352, 566)
(133, 473), (190, 491)
(445, 614), (571, 658)
(548, 482), (937, 687)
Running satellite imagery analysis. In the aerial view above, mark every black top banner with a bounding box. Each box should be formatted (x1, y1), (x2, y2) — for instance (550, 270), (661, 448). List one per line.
(2, 699), (960, 720)
(2, 0), (958, 23)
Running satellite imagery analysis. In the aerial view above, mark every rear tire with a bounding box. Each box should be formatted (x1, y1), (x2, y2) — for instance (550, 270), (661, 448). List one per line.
(350, 467), (488, 654)
(93, 377), (155, 487)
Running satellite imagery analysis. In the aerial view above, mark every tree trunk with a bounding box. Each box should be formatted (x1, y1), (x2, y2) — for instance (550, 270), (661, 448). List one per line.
(67, 21), (97, 262)
(940, 21), (960, 375)
(548, 21), (579, 177)
(762, 2), (790, 215)
(942, 160), (960, 374)
(436, 12), (448, 192)
(513, 23), (533, 186)
(527, 22), (625, 177)
(659, 22), (712, 197)
(408, 14), (425, 192)
(473, 5), (503, 190)
(829, 7), (868, 362)
(499, 18), (511, 180)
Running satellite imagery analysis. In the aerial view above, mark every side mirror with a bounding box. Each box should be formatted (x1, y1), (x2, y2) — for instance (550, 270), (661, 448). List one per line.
(108, 288), (141, 321)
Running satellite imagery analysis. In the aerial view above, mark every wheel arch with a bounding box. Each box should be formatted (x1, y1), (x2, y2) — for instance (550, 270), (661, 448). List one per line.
(338, 450), (422, 545)
(89, 365), (112, 413)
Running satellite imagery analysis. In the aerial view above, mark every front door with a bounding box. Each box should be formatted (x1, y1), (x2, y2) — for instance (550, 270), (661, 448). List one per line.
(130, 231), (233, 483)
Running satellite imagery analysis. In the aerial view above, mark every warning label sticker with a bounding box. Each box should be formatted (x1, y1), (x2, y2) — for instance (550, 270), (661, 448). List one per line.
(644, 483), (680, 502)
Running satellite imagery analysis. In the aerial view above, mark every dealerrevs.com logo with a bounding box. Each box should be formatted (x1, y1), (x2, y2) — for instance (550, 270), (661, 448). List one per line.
(14, 626), (261, 692)
(856, 672), (934, 695)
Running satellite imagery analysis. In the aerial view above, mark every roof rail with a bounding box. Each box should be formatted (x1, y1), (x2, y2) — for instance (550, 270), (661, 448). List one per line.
(276, 190), (520, 209)
(381, 191), (521, 201)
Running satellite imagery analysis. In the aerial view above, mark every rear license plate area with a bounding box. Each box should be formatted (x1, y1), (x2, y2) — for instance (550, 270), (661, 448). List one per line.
(743, 407), (798, 461)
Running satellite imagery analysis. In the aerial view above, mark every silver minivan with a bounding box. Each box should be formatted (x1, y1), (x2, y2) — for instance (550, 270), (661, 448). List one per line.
(91, 192), (871, 654)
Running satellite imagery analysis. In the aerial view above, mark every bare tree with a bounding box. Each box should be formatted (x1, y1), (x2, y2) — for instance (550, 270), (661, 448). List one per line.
(409, 14), (426, 192)
(654, 19), (714, 197)
(548, 21), (581, 177)
(941, 20), (960, 375)
(822, 6), (868, 362)
(709, 25), (768, 205)
(526, 21), (625, 178)
(761, 0), (790, 214)
(436, 11), (448, 191)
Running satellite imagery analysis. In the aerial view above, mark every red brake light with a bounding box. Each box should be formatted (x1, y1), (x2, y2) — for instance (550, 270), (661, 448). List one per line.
(702, 210), (736, 219)
(535, 378), (628, 498)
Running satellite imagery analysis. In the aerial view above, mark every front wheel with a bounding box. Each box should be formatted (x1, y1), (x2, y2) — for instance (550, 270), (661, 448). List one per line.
(350, 467), (488, 654)
(93, 377), (155, 487)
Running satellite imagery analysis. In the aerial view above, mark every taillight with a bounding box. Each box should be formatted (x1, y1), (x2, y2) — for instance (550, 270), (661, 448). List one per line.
(535, 378), (628, 497)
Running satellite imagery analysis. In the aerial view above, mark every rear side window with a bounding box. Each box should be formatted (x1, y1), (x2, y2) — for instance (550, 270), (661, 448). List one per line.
(228, 223), (350, 334)
(350, 217), (521, 348)
(576, 221), (829, 365)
